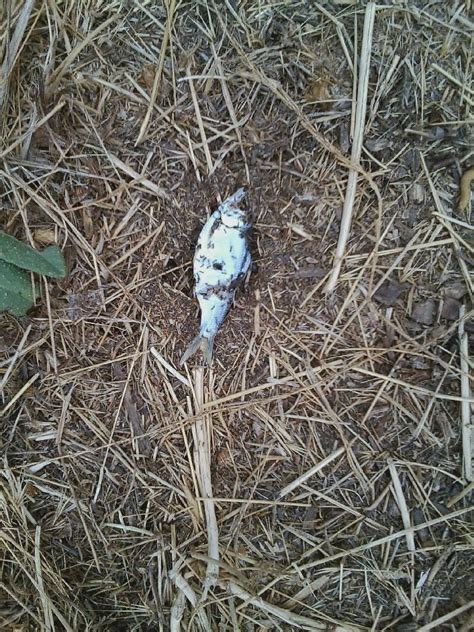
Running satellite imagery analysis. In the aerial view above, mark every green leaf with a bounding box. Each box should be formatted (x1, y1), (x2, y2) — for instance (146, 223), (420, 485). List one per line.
(0, 231), (66, 278)
(39, 245), (67, 278)
(0, 287), (33, 316)
(0, 260), (34, 299)
(0, 260), (34, 315)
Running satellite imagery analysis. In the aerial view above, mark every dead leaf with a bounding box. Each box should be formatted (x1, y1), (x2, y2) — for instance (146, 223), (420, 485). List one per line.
(138, 63), (156, 91)
(441, 297), (460, 321)
(366, 137), (392, 152)
(305, 76), (331, 104)
(293, 267), (327, 279)
(33, 228), (56, 245)
(457, 165), (474, 214)
(81, 208), (94, 239)
(373, 281), (408, 306)
(412, 300), (436, 325)
(444, 282), (467, 300)
(112, 363), (150, 456)
(287, 223), (314, 240)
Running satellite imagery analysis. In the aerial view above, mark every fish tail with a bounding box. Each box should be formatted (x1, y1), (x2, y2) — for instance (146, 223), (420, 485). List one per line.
(201, 336), (214, 366)
(180, 334), (215, 365)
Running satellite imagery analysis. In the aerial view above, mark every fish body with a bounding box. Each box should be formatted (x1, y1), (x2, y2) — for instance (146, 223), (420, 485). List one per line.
(181, 188), (251, 364)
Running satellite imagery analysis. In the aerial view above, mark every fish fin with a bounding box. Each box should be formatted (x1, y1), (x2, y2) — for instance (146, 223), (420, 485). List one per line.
(243, 251), (252, 274)
(180, 335), (215, 365)
(180, 335), (203, 365)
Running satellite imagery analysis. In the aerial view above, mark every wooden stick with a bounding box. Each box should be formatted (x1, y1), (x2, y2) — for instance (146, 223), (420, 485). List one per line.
(325, 2), (376, 293)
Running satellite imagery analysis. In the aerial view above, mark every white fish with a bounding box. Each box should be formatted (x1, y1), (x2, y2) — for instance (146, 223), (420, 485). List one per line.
(180, 188), (251, 365)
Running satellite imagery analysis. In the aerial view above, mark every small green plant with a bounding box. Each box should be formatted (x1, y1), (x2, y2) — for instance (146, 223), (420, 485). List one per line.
(0, 231), (66, 316)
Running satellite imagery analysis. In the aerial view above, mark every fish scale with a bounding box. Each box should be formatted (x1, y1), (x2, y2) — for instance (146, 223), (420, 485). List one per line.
(180, 188), (251, 365)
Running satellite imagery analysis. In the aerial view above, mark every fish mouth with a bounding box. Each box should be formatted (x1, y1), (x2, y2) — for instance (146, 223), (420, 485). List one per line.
(227, 187), (246, 204)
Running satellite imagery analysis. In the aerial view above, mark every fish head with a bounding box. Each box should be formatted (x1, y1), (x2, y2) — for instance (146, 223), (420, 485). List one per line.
(226, 187), (246, 204)
(220, 188), (248, 228)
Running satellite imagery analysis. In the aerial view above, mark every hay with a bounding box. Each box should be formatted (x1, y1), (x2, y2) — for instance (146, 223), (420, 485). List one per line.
(1, 1), (473, 630)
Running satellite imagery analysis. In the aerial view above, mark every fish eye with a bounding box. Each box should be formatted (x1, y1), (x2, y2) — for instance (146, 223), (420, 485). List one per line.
(213, 262), (223, 270)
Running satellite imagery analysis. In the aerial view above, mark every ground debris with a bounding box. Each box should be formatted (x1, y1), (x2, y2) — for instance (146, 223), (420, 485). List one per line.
(0, 1), (472, 630)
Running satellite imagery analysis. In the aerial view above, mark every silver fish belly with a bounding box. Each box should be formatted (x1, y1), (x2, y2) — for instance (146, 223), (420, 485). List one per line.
(180, 188), (251, 365)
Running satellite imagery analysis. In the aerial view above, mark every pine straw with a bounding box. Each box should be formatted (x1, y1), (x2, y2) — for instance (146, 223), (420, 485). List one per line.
(1, 1), (473, 630)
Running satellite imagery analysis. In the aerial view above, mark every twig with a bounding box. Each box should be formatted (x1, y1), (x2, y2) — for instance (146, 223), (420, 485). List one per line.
(0, 98), (66, 156)
(0, 372), (39, 417)
(298, 506), (471, 571)
(431, 62), (474, 106)
(0, 324), (31, 393)
(187, 64), (214, 174)
(351, 366), (474, 403)
(45, 15), (117, 97)
(170, 590), (186, 632)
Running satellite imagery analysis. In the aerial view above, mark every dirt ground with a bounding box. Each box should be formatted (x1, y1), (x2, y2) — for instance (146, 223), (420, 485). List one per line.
(1, 1), (473, 630)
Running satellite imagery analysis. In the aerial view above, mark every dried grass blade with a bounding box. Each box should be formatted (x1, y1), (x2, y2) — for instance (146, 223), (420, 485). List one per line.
(459, 306), (473, 481)
(0, 372), (39, 416)
(136, 0), (177, 144)
(45, 15), (117, 97)
(192, 368), (219, 598)
(387, 459), (415, 552)
(0, 0), (35, 110)
(170, 564), (210, 630)
(150, 346), (190, 387)
(325, 2), (376, 293)
(278, 446), (345, 499)
(107, 153), (169, 199)
(415, 600), (474, 631)
(0, 323), (31, 392)
(227, 580), (363, 632)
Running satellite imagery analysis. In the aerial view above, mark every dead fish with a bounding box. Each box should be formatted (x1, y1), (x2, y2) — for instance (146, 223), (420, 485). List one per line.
(180, 188), (251, 365)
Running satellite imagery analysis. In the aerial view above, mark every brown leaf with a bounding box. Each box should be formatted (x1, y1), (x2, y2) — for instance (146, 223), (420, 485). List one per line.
(457, 165), (474, 214)
(81, 208), (94, 239)
(112, 363), (150, 456)
(138, 63), (156, 91)
(304, 76), (331, 104)
(33, 228), (56, 245)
